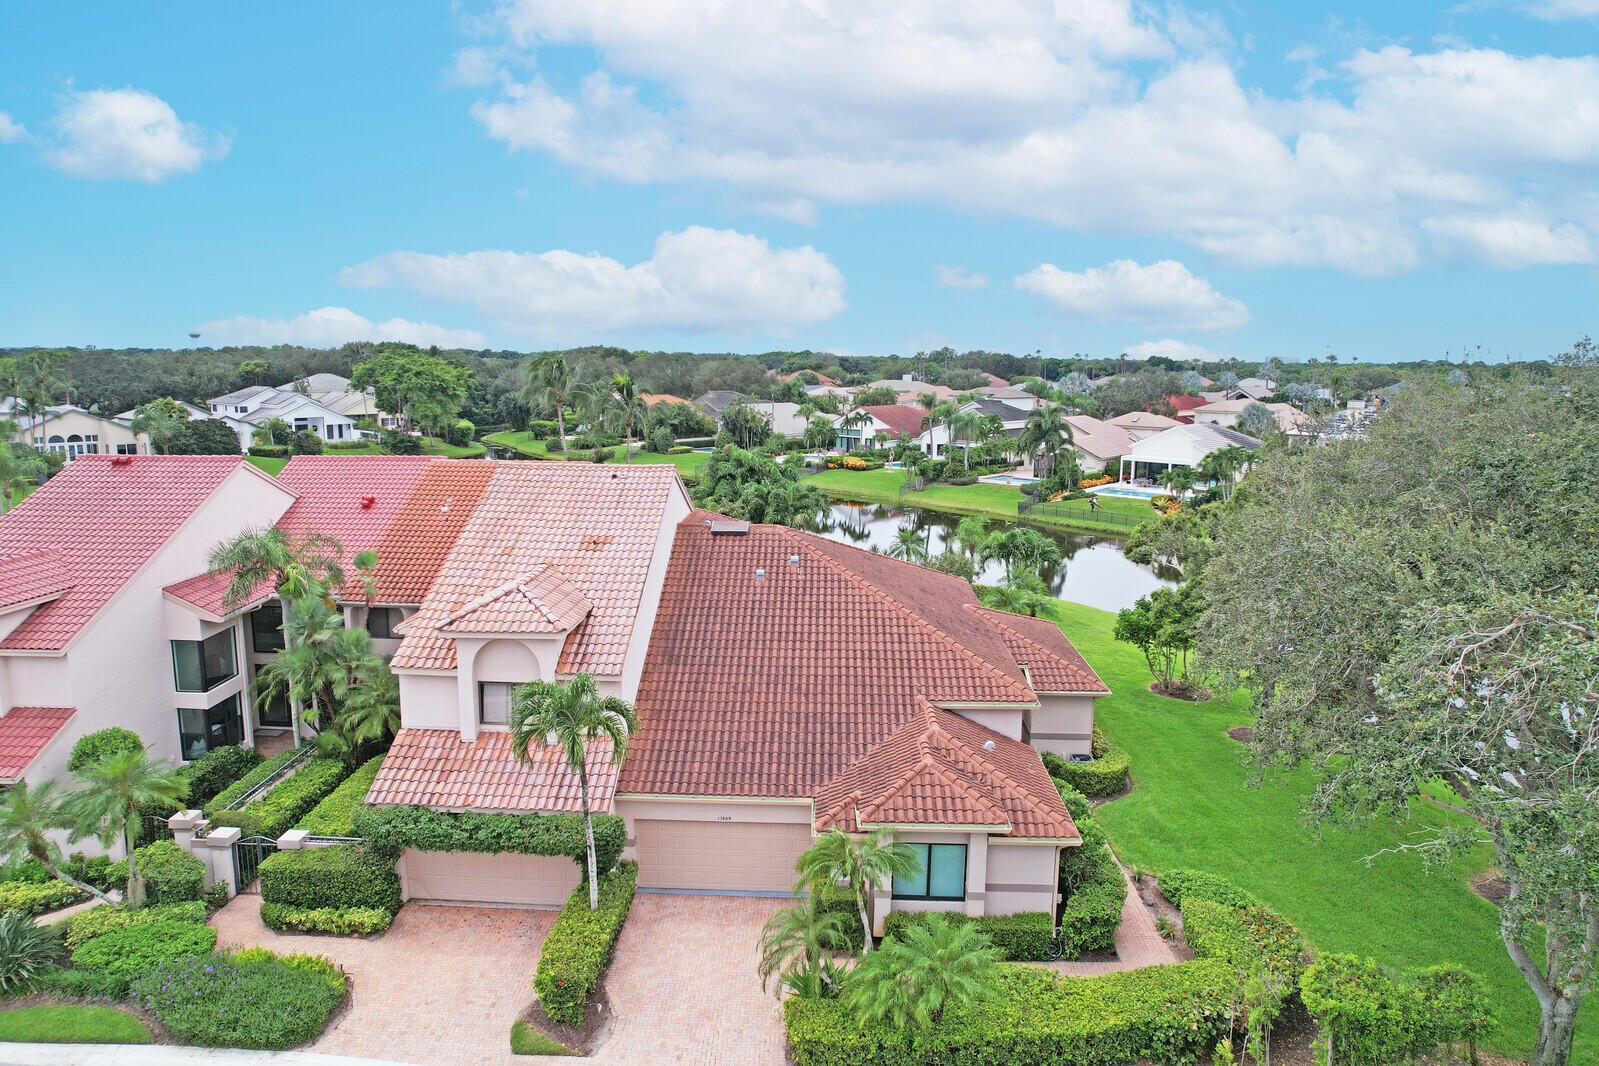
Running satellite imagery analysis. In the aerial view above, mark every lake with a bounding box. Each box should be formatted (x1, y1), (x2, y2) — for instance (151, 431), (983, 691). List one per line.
(811, 502), (1178, 614)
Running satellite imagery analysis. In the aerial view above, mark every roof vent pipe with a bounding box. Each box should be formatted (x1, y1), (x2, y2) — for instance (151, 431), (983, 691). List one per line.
(983, 739), (996, 750)
(755, 568), (766, 581)
(789, 555), (800, 566)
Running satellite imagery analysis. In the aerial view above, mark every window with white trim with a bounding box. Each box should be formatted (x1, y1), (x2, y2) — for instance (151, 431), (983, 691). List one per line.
(479, 682), (517, 725)
(892, 843), (968, 901)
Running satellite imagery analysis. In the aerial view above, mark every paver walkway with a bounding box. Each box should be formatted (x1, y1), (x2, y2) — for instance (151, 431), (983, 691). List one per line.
(1044, 862), (1180, 975)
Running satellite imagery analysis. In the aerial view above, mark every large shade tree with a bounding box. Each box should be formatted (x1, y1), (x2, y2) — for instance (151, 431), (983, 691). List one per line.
(1198, 355), (1599, 1066)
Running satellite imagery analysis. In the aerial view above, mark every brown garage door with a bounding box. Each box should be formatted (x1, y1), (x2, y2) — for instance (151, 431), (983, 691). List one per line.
(634, 819), (812, 893)
(402, 849), (581, 906)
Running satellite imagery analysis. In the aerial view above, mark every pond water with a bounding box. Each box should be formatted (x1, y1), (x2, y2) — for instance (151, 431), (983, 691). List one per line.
(811, 502), (1179, 614)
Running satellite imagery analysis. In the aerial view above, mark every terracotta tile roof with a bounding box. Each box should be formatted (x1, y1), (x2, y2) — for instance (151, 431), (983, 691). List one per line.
(857, 404), (927, 436)
(814, 700), (1076, 840)
(1107, 411), (1182, 432)
(275, 455), (434, 574)
(390, 463), (683, 674)
(0, 456), (255, 651)
(363, 460), (497, 605)
(620, 518), (1041, 802)
(0, 550), (73, 612)
(640, 393), (689, 407)
(0, 707), (76, 781)
(365, 727), (618, 813)
(1165, 394), (1208, 412)
(162, 570), (261, 620)
(968, 606), (1110, 694)
(1062, 415), (1134, 461)
(440, 565), (592, 634)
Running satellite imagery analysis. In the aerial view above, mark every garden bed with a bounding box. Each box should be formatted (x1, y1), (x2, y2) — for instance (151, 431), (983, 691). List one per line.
(511, 983), (613, 1056)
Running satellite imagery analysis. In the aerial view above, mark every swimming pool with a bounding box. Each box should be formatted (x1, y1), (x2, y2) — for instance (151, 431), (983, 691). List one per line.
(1090, 485), (1165, 499)
(981, 474), (1040, 486)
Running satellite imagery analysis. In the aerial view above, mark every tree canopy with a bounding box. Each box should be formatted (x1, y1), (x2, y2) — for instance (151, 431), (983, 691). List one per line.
(350, 345), (472, 436)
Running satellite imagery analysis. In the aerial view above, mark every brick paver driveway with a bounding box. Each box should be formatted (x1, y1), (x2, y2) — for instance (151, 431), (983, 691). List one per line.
(209, 892), (788, 1066)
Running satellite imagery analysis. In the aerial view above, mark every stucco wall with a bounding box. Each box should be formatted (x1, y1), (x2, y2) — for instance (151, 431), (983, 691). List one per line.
(395, 673), (459, 731)
(1028, 694), (1097, 757)
(615, 480), (692, 702)
(949, 705), (1024, 741)
(985, 840), (1061, 916)
(17, 410), (142, 455)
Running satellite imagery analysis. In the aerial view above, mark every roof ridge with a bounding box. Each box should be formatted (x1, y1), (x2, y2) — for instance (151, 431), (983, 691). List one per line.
(932, 707), (1063, 825)
(966, 604), (1108, 693)
(777, 529), (1037, 703)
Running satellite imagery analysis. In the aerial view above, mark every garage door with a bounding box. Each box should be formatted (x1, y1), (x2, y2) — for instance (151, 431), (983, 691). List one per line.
(401, 849), (581, 906)
(634, 819), (812, 893)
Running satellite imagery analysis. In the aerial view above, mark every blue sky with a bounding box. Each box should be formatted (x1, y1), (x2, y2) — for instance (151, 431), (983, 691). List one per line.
(2, 1), (1596, 363)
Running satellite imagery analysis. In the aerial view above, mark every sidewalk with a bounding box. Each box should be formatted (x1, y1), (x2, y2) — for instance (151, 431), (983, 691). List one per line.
(1042, 861), (1180, 976)
(0, 1046), (398, 1066)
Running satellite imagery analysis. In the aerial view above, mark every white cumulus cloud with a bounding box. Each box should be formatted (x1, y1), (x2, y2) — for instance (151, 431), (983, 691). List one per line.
(338, 226), (847, 338)
(934, 265), (989, 290)
(194, 307), (488, 349)
(1014, 259), (1250, 333)
(0, 112), (25, 144)
(1120, 339), (1224, 362)
(1521, 1), (1599, 18)
(44, 88), (228, 181)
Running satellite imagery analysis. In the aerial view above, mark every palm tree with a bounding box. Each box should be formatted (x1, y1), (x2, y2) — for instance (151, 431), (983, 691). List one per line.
(979, 526), (1062, 585)
(253, 595), (378, 733)
(792, 828), (921, 955)
(914, 393), (943, 454)
(509, 674), (637, 909)
(1159, 465), (1197, 497)
(840, 409), (873, 451)
(63, 750), (187, 909)
(352, 550), (379, 629)
(342, 661), (401, 745)
(948, 409), (982, 468)
(605, 374), (648, 463)
(520, 352), (581, 459)
(954, 517), (988, 564)
(886, 527), (929, 565)
(980, 575), (1052, 617)
(1019, 405), (1073, 478)
(252, 417), (293, 448)
(0, 782), (114, 905)
(757, 895), (853, 999)
(844, 914), (1001, 1028)
(0, 444), (44, 514)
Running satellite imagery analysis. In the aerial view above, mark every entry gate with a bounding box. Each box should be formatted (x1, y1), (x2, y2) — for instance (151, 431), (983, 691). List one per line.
(233, 836), (278, 893)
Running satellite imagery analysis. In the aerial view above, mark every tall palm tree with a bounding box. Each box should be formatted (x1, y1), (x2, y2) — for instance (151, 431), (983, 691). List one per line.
(63, 750), (188, 909)
(757, 894), (853, 999)
(0, 782), (114, 905)
(352, 550), (380, 629)
(1159, 465), (1197, 497)
(839, 409), (873, 451)
(509, 674), (637, 909)
(844, 914), (1001, 1028)
(255, 596), (379, 732)
(954, 516), (988, 564)
(793, 828), (921, 955)
(605, 373), (647, 463)
(914, 392), (942, 454)
(886, 527), (929, 565)
(1019, 405), (1073, 478)
(948, 409), (982, 468)
(520, 352), (581, 459)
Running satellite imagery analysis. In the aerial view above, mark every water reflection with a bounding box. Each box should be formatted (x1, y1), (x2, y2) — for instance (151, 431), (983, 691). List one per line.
(812, 502), (1179, 614)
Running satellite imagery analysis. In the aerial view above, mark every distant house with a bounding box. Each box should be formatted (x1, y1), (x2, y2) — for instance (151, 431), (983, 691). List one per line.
(1118, 424), (1262, 482)
(860, 377), (966, 405)
(1107, 411), (1183, 440)
(1163, 394), (1208, 420)
(7, 404), (146, 461)
(980, 372), (1010, 387)
(693, 391), (751, 422)
(640, 393), (690, 408)
(1192, 399), (1310, 432)
(975, 386), (1041, 412)
(774, 370), (840, 387)
(1226, 378), (1277, 401)
(207, 385), (359, 445)
(836, 404), (926, 451)
(915, 398), (1028, 457)
(109, 401), (256, 453)
(286, 373), (397, 428)
(1061, 416), (1134, 472)
(746, 401), (828, 439)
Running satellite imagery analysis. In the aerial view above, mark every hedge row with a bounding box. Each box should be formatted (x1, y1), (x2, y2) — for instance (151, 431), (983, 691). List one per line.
(208, 757), (351, 839)
(1156, 868), (1262, 911)
(62, 900), (207, 951)
(534, 862), (637, 1026)
(186, 745), (264, 807)
(260, 903), (393, 936)
(0, 880), (87, 918)
(205, 746), (304, 813)
(882, 911), (1055, 961)
(785, 960), (1235, 1066)
(1054, 778), (1128, 957)
(1300, 953), (1494, 1064)
(247, 444), (290, 457)
(0, 853), (117, 892)
(352, 804), (625, 871)
(1182, 897), (1308, 986)
(259, 844), (401, 913)
(1042, 733), (1131, 798)
(295, 755), (383, 837)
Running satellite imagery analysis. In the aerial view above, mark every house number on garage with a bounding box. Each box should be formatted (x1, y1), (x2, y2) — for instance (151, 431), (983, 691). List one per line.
(716, 815), (733, 821)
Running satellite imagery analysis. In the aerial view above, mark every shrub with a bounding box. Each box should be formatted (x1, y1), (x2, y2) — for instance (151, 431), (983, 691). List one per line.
(208, 757), (351, 839)
(785, 960), (1234, 1066)
(813, 883), (865, 952)
(380, 429), (424, 454)
(296, 754), (383, 836)
(527, 420), (556, 440)
(1052, 779), (1092, 824)
(205, 746), (302, 812)
(450, 418), (476, 447)
(290, 431), (325, 455)
(881, 911), (1055, 961)
(1057, 845), (1125, 957)
(66, 727), (143, 772)
(259, 844), (400, 913)
(649, 426), (675, 453)
(71, 921), (217, 985)
(1182, 897), (1308, 985)
(133, 840), (205, 904)
(1300, 954), (1494, 1065)
(62, 900), (207, 951)
(0, 914), (60, 993)
(186, 744), (263, 806)
(1156, 869), (1261, 911)
(247, 444), (290, 457)
(259, 903), (393, 936)
(589, 445), (613, 463)
(0, 880), (87, 918)
(205, 882), (231, 912)
(132, 950), (345, 1049)
(534, 862), (637, 1026)
(31, 968), (128, 999)
(352, 805), (625, 871)
(1041, 745), (1131, 798)
(0, 853), (117, 891)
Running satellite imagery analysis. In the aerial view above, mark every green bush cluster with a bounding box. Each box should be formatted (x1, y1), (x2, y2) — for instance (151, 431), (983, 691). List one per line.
(380, 429), (423, 454)
(526, 420), (557, 440)
(534, 862), (637, 1027)
(186, 745), (264, 807)
(31, 968), (128, 999)
(131, 949), (346, 1049)
(70, 921), (217, 996)
(0, 853), (115, 890)
(450, 418), (476, 446)
(1051, 777), (1127, 957)
(881, 911), (1055, 961)
(0, 880), (87, 918)
(785, 960), (1235, 1066)
(812, 884), (866, 952)
(208, 757), (351, 839)
(259, 844), (401, 913)
(259, 903), (393, 936)
(295, 755), (383, 836)
(66, 727), (144, 772)
(246, 444), (290, 458)
(132, 840), (205, 905)
(1156, 869), (1262, 911)
(1299, 953), (1494, 1065)
(1042, 737), (1131, 798)
(205, 746), (303, 812)
(352, 804), (625, 871)
(62, 900), (207, 951)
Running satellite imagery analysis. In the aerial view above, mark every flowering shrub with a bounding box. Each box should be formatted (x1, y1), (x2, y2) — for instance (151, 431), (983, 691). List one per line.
(1078, 474), (1115, 489)
(842, 456), (870, 470)
(131, 950), (346, 1049)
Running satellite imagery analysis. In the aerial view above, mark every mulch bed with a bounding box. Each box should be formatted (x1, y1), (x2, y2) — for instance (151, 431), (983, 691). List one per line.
(1150, 681), (1213, 702)
(1227, 727), (1255, 745)
(514, 984), (614, 1056)
(1471, 870), (1511, 907)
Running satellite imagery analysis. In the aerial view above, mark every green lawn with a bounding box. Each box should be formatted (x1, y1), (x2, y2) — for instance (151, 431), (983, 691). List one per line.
(247, 455), (289, 476)
(482, 431), (711, 475)
(0, 1004), (152, 1044)
(803, 467), (1153, 535)
(510, 1020), (577, 1056)
(1051, 598), (1588, 1063)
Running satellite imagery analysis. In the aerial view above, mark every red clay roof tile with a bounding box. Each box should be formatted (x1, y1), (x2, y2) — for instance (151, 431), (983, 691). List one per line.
(968, 606), (1110, 693)
(0, 549), (73, 612)
(440, 565), (592, 634)
(0, 707), (75, 781)
(365, 727), (619, 813)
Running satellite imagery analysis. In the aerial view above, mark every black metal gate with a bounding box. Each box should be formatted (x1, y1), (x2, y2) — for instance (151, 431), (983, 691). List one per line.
(232, 836), (277, 893)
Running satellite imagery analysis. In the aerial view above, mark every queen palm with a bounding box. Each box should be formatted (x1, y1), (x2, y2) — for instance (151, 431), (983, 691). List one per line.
(0, 782), (114, 905)
(886, 527), (928, 565)
(605, 374), (648, 463)
(63, 750), (187, 909)
(793, 828), (921, 955)
(948, 408), (982, 468)
(1019, 405), (1073, 478)
(509, 674), (637, 909)
(520, 352), (581, 459)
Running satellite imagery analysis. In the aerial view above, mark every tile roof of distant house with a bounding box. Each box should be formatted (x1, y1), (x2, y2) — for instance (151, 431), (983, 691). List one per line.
(857, 404), (926, 436)
(639, 393), (689, 407)
(863, 379), (964, 402)
(693, 391), (749, 417)
(981, 372), (1011, 387)
(1164, 394), (1209, 412)
(977, 387), (1037, 402)
(959, 398), (1030, 422)
(0, 550), (74, 612)
(0, 456), (269, 651)
(1062, 415), (1134, 461)
(209, 385), (277, 406)
(366, 728), (618, 813)
(1107, 411), (1183, 432)
(0, 707), (76, 782)
(294, 373), (353, 393)
(390, 462), (684, 675)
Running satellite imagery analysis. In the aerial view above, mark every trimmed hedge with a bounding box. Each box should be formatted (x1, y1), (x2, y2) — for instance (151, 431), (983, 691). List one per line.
(62, 900), (207, 951)
(296, 755), (383, 836)
(247, 444), (290, 458)
(132, 949), (345, 1050)
(259, 844), (400, 913)
(1300, 953), (1494, 1065)
(353, 804), (626, 871)
(1182, 897), (1308, 981)
(882, 910), (1054, 961)
(534, 862), (637, 1026)
(260, 903), (394, 936)
(132, 840), (205, 904)
(205, 746), (303, 812)
(785, 960), (1235, 1066)
(186, 744), (263, 806)
(1052, 776), (1127, 957)
(1157, 869), (1262, 911)
(66, 727), (144, 772)
(208, 757), (351, 839)
(1042, 739), (1131, 798)
(0, 853), (118, 893)
(0, 880), (87, 918)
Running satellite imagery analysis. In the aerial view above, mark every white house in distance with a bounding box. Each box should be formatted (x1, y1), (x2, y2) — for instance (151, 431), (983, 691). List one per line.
(1118, 423), (1262, 482)
(1191, 399), (1311, 433)
(0, 454), (1109, 928)
(915, 398), (1027, 457)
(834, 404), (926, 451)
(207, 385), (359, 445)
(292, 373), (398, 429)
(1105, 410), (1182, 441)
